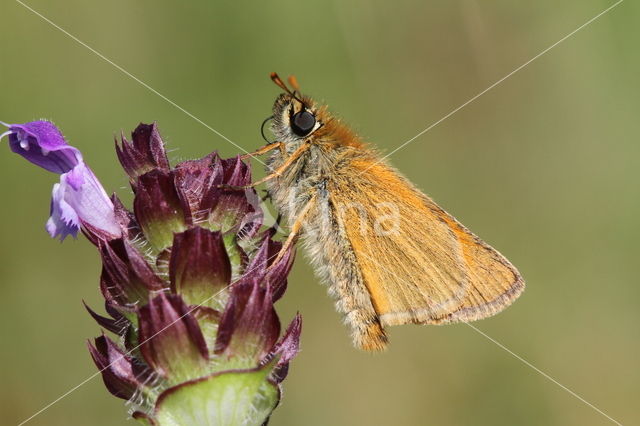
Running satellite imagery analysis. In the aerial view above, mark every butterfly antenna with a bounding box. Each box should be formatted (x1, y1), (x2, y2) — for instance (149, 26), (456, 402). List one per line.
(288, 75), (301, 92)
(270, 72), (306, 106)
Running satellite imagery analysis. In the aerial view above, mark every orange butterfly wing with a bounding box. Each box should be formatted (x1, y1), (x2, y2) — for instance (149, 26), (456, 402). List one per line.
(330, 158), (524, 326)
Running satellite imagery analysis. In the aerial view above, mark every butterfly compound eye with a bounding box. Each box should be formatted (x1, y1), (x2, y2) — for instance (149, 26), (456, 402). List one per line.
(291, 110), (316, 136)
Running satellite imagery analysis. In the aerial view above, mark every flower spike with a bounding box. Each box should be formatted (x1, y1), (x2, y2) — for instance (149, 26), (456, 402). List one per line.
(7, 120), (302, 425)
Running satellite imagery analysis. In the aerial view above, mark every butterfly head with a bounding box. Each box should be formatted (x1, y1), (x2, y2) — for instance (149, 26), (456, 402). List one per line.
(265, 72), (363, 150)
(268, 73), (326, 144)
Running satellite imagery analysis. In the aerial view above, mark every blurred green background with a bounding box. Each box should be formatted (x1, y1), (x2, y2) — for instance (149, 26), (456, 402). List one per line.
(1, 1), (638, 425)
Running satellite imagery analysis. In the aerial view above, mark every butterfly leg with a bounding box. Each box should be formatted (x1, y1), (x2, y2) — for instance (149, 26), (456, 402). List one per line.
(267, 193), (317, 270)
(240, 141), (284, 160)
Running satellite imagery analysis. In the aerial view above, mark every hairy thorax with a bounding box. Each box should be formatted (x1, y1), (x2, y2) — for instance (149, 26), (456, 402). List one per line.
(265, 141), (343, 221)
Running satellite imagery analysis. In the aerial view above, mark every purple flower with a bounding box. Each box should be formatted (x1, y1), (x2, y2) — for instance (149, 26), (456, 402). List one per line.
(2, 120), (120, 240)
(8, 119), (303, 425)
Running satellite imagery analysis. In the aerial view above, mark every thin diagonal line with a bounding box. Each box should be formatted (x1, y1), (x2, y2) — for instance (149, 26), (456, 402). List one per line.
(17, 286), (232, 426)
(359, 0), (623, 176)
(353, 249), (622, 425)
(17, 235), (287, 425)
(15, 0), (266, 165)
(17, 283), (224, 426)
(466, 323), (623, 425)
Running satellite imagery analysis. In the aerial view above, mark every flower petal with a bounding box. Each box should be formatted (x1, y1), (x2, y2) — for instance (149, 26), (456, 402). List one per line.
(3, 120), (81, 174)
(83, 301), (128, 335)
(208, 156), (262, 235)
(62, 163), (120, 240)
(99, 238), (164, 307)
(3, 121), (120, 241)
(242, 232), (295, 302)
(214, 280), (280, 364)
(267, 313), (302, 383)
(87, 334), (148, 400)
(172, 153), (223, 226)
(138, 293), (209, 381)
(116, 122), (170, 183)
(169, 227), (231, 310)
(133, 170), (187, 251)
(46, 181), (80, 240)
(111, 194), (142, 241)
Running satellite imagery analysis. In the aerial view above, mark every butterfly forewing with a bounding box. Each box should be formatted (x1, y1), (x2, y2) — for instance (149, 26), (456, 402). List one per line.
(331, 158), (524, 327)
